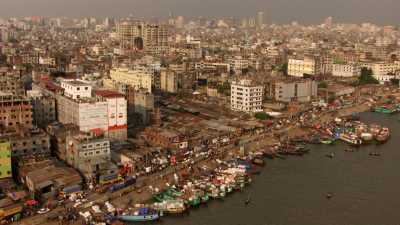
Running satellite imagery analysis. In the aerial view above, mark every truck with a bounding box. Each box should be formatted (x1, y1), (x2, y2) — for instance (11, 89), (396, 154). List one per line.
(59, 184), (82, 199)
(108, 176), (136, 193)
(99, 173), (122, 185)
(0, 204), (23, 222)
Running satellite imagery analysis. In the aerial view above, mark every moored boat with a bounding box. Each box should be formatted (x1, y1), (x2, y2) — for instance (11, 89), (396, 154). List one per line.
(117, 208), (160, 222)
(375, 127), (390, 143)
(339, 133), (362, 146)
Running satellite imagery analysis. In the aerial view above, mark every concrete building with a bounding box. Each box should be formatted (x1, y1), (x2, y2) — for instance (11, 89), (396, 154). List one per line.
(116, 21), (170, 55)
(61, 80), (92, 100)
(229, 56), (250, 74)
(6, 128), (51, 161)
(0, 141), (11, 179)
(95, 90), (128, 140)
(231, 80), (263, 113)
(0, 68), (25, 96)
(27, 90), (56, 129)
(332, 64), (361, 77)
(57, 95), (108, 133)
(361, 62), (399, 77)
(0, 92), (33, 131)
(288, 56), (321, 77)
(66, 133), (112, 182)
(46, 123), (80, 161)
(160, 69), (179, 93)
(266, 79), (318, 102)
(109, 67), (153, 93)
(134, 89), (155, 125)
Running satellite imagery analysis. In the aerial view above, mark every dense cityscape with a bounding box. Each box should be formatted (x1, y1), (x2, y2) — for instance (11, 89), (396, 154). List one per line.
(0, 10), (400, 225)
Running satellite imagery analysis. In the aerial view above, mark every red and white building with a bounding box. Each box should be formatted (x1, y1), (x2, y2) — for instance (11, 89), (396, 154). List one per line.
(95, 90), (128, 140)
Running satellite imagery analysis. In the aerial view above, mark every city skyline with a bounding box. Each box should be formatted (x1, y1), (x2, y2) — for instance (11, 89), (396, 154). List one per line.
(0, 0), (400, 25)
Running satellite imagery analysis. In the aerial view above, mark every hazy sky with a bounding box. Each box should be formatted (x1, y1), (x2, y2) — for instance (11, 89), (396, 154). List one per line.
(1, 0), (399, 25)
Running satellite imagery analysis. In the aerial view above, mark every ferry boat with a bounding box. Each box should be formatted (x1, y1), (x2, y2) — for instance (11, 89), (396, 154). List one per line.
(339, 133), (362, 146)
(375, 127), (390, 143)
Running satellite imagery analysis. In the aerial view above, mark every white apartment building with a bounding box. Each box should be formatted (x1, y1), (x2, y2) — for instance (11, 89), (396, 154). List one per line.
(231, 80), (264, 113)
(332, 64), (361, 77)
(61, 80), (92, 100)
(109, 67), (153, 93)
(288, 57), (321, 77)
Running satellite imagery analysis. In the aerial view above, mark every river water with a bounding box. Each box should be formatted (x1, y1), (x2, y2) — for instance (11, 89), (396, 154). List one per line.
(154, 112), (400, 225)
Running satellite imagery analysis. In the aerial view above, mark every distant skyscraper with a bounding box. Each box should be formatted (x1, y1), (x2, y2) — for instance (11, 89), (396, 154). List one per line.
(324, 16), (333, 27)
(257, 11), (265, 28)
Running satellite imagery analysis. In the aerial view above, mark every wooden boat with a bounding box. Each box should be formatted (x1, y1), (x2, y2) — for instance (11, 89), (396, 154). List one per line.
(339, 133), (362, 146)
(117, 208), (160, 222)
(375, 127), (390, 143)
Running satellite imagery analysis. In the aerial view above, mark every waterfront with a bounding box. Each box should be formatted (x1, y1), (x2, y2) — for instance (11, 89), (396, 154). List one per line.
(158, 112), (400, 225)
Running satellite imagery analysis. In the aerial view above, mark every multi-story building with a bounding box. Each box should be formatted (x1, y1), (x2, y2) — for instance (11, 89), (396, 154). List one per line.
(229, 56), (250, 74)
(160, 69), (179, 93)
(57, 95), (109, 133)
(95, 90), (128, 140)
(266, 79), (318, 102)
(134, 89), (155, 125)
(0, 92), (33, 131)
(231, 80), (264, 113)
(109, 67), (153, 93)
(57, 81), (128, 141)
(27, 89), (56, 129)
(6, 128), (51, 161)
(61, 80), (92, 100)
(288, 56), (321, 77)
(46, 123), (80, 161)
(332, 64), (361, 77)
(0, 67), (25, 95)
(116, 21), (170, 55)
(0, 140), (11, 179)
(66, 133), (112, 182)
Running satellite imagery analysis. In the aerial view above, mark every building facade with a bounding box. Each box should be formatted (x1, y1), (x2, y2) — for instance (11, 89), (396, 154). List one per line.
(288, 57), (321, 77)
(0, 93), (33, 131)
(231, 80), (264, 113)
(332, 64), (361, 77)
(267, 79), (318, 103)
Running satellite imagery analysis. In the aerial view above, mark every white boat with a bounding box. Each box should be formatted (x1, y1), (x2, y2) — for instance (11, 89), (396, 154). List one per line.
(340, 133), (362, 146)
(360, 133), (373, 141)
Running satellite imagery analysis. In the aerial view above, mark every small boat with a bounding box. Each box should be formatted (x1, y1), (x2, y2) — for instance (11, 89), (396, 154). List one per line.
(245, 194), (251, 205)
(325, 153), (335, 159)
(369, 152), (381, 157)
(344, 148), (355, 152)
(201, 194), (209, 204)
(326, 193), (333, 199)
(375, 127), (390, 143)
(360, 133), (373, 142)
(339, 133), (362, 146)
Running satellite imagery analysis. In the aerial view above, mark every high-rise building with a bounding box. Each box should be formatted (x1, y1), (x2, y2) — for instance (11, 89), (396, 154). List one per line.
(116, 21), (170, 55)
(257, 11), (265, 28)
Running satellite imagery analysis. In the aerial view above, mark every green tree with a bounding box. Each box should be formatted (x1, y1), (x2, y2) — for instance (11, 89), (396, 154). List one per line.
(358, 67), (379, 85)
(318, 81), (328, 89)
(255, 112), (270, 120)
